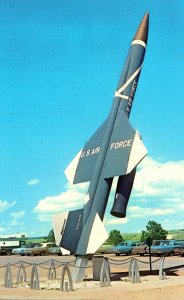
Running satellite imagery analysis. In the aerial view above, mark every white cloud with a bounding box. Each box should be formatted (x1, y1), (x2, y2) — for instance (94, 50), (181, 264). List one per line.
(134, 157), (184, 198)
(106, 217), (129, 225)
(0, 227), (7, 232)
(27, 178), (40, 186)
(34, 184), (88, 221)
(161, 219), (184, 231)
(33, 156), (184, 227)
(178, 204), (184, 209)
(176, 221), (184, 228)
(0, 200), (16, 213)
(124, 157), (184, 222)
(10, 210), (25, 219)
(10, 220), (25, 226)
(128, 205), (175, 218)
(10, 220), (18, 226)
(10, 210), (25, 227)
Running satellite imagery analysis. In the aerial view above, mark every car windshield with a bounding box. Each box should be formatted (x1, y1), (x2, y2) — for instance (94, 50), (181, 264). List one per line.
(152, 240), (169, 246)
(118, 242), (127, 246)
(25, 244), (37, 248)
(35, 243), (43, 247)
(152, 241), (162, 246)
(161, 241), (169, 245)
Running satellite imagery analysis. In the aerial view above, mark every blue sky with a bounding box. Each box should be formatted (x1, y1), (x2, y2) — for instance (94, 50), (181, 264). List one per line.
(0, 0), (184, 237)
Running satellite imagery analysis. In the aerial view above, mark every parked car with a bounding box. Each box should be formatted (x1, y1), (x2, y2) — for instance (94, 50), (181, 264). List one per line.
(175, 247), (184, 256)
(20, 242), (56, 256)
(49, 246), (62, 256)
(132, 243), (147, 256)
(12, 243), (38, 255)
(147, 239), (184, 256)
(110, 241), (140, 256)
(95, 244), (113, 254)
(173, 241), (184, 256)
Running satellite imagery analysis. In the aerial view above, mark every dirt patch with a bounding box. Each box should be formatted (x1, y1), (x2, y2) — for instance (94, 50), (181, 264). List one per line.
(0, 275), (184, 300)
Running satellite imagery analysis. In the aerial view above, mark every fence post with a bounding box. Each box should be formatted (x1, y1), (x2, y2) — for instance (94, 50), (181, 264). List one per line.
(159, 256), (165, 280)
(129, 258), (140, 283)
(128, 257), (134, 280)
(60, 263), (73, 292)
(134, 259), (141, 283)
(48, 259), (56, 280)
(100, 259), (111, 287)
(16, 261), (27, 284)
(30, 264), (39, 290)
(4, 263), (13, 288)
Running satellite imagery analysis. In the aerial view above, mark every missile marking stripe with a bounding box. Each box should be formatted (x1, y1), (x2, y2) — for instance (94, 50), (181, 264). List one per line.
(131, 40), (146, 48)
(114, 92), (128, 100)
(116, 63), (143, 96)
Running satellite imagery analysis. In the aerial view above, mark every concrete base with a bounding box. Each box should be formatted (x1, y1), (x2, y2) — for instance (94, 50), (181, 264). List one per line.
(92, 256), (110, 281)
(72, 256), (89, 283)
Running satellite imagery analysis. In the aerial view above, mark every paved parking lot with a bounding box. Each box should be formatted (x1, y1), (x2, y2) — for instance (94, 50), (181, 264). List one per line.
(0, 254), (184, 300)
(0, 253), (184, 275)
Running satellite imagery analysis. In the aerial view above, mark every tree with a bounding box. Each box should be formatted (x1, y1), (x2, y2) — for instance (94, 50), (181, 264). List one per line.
(141, 220), (168, 243)
(47, 229), (55, 242)
(106, 230), (123, 246)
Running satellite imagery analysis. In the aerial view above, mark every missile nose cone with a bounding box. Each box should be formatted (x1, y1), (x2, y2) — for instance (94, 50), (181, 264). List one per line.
(133, 11), (149, 44)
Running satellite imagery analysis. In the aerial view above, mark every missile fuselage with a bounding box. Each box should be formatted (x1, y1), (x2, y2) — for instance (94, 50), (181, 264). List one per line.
(53, 13), (149, 278)
(77, 13), (149, 254)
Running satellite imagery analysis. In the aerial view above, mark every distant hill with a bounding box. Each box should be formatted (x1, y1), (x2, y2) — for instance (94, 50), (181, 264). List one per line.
(167, 230), (184, 240)
(122, 232), (142, 241)
(121, 230), (184, 242)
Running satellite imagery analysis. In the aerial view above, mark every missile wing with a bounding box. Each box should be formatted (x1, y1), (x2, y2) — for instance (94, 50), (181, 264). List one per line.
(65, 107), (147, 185)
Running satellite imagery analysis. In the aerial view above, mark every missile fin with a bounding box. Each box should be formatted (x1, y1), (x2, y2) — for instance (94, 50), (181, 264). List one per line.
(65, 120), (107, 184)
(75, 212), (109, 255)
(86, 213), (109, 254)
(53, 211), (69, 247)
(53, 209), (83, 254)
(126, 130), (147, 174)
(103, 108), (147, 178)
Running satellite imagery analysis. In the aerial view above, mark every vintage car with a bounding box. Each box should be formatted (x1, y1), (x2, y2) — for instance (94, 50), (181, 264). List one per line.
(12, 243), (38, 255)
(147, 239), (184, 256)
(110, 241), (141, 256)
(48, 246), (62, 255)
(173, 241), (184, 256)
(19, 242), (56, 256)
(131, 243), (147, 256)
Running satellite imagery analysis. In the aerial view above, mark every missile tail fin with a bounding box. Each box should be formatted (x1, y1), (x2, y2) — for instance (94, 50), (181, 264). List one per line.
(53, 209), (83, 254)
(86, 213), (109, 254)
(76, 212), (109, 255)
(53, 209), (108, 256)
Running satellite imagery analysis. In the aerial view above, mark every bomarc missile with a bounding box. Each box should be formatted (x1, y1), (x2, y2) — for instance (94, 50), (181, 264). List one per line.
(53, 12), (149, 277)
